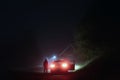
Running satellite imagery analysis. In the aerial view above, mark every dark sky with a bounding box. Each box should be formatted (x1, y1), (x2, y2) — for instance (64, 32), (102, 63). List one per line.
(4, 0), (120, 71)
(1, 0), (95, 69)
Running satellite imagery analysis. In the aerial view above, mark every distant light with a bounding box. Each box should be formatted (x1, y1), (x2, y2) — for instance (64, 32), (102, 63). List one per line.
(52, 56), (56, 59)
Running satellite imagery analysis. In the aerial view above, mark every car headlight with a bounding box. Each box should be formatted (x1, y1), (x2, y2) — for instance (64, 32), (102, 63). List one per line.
(50, 64), (55, 68)
(62, 63), (68, 68)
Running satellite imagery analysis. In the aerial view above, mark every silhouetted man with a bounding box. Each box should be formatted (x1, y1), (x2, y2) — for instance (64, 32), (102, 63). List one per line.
(43, 59), (48, 73)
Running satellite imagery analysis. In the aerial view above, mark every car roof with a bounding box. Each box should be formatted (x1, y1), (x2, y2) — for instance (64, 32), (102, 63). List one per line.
(54, 59), (65, 62)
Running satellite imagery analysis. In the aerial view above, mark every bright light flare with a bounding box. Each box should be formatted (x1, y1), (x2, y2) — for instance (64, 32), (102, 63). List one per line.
(62, 63), (68, 68)
(50, 64), (55, 68)
(75, 64), (82, 71)
(52, 56), (56, 59)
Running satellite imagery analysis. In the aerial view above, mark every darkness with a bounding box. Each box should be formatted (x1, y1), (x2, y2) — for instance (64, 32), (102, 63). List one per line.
(1, 0), (120, 78)
(1, 0), (94, 71)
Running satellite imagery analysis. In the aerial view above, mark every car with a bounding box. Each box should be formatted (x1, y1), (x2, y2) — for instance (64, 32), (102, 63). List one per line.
(49, 59), (75, 73)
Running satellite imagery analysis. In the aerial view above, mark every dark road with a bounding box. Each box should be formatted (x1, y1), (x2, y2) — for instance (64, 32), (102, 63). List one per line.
(9, 72), (89, 80)
(8, 57), (120, 80)
(9, 72), (75, 80)
(8, 71), (119, 80)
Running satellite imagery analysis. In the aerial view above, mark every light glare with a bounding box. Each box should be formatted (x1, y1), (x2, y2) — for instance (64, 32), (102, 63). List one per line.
(62, 63), (68, 68)
(75, 65), (82, 71)
(50, 64), (55, 68)
(53, 56), (56, 59)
